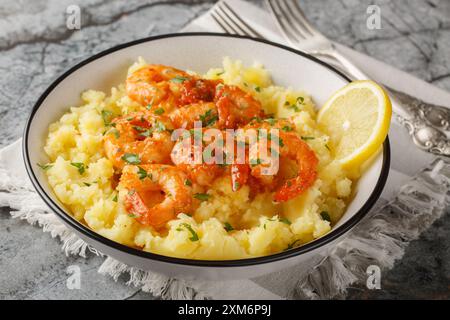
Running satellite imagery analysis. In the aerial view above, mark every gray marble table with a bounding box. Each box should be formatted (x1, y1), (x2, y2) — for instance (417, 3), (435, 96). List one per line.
(1, 0), (449, 300)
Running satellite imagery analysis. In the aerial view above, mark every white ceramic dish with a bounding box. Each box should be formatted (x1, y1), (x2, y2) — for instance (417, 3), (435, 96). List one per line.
(23, 33), (390, 280)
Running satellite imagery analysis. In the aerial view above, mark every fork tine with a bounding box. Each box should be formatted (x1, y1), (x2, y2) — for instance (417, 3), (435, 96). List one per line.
(265, 0), (305, 45)
(273, 0), (312, 39)
(212, 1), (264, 38)
(219, 2), (264, 38)
(216, 3), (250, 36)
(211, 11), (235, 34)
(287, 0), (321, 37)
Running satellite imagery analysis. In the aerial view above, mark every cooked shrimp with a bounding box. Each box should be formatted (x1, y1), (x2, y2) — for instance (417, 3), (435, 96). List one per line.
(120, 165), (193, 229)
(271, 132), (318, 202)
(170, 130), (224, 186)
(126, 64), (191, 106)
(103, 112), (175, 170)
(169, 102), (218, 129)
(179, 78), (221, 105)
(215, 85), (264, 128)
(232, 119), (318, 201)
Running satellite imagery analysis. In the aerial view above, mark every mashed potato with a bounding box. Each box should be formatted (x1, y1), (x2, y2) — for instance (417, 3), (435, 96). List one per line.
(43, 57), (354, 260)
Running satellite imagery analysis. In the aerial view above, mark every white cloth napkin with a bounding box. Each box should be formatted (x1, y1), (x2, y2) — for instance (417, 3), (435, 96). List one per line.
(1, 0), (449, 300)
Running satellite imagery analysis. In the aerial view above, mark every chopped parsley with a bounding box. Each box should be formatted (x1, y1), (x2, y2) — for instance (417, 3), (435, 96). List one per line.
(264, 118), (277, 126)
(194, 193), (210, 201)
(109, 128), (120, 139)
(216, 71), (224, 76)
(101, 110), (114, 127)
(83, 182), (91, 187)
(288, 104), (300, 112)
(178, 223), (199, 241)
(255, 86), (261, 92)
(250, 158), (262, 167)
(250, 116), (263, 123)
(70, 162), (86, 175)
(121, 153), (141, 165)
(301, 136), (315, 141)
(112, 194), (118, 202)
(279, 217), (291, 225)
(133, 125), (147, 132)
(137, 166), (148, 180)
(184, 179), (192, 186)
(325, 144), (331, 151)
(282, 125), (293, 132)
(154, 108), (165, 115)
(199, 109), (218, 127)
(37, 163), (52, 171)
(170, 76), (189, 83)
(224, 222), (234, 232)
(320, 211), (331, 222)
(155, 121), (167, 132)
(139, 129), (153, 138)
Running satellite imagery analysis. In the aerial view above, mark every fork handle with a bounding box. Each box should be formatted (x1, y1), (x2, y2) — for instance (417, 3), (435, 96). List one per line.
(318, 49), (450, 157)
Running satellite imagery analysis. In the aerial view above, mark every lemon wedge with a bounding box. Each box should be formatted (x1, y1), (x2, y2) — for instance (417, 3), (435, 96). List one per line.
(317, 80), (392, 169)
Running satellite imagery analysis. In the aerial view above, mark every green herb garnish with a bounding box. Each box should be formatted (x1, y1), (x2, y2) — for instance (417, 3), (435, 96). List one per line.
(70, 162), (86, 175)
(279, 217), (291, 225)
(112, 194), (118, 202)
(137, 166), (148, 180)
(121, 153), (141, 165)
(199, 109), (218, 127)
(194, 193), (210, 201)
(37, 163), (52, 171)
(139, 129), (153, 138)
(170, 76), (189, 83)
(255, 86), (261, 92)
(155, 121), (166, 132)
(109, 128), (120, 139)
(184, 179), (192, 186)
(154, 108), (165, 115)
(179, 223), (199, 241)
(325, 144), (331, 151)
(301, 136), (315, 141)
(250, 158), (262, 167)
(264, 118), (277, 126)
(320, 211), (331, 222)
(224, 222), (234, 232)
(101, 110), (113, 126)
(133, 125), (147, 132)
(282, 126), (293, 132)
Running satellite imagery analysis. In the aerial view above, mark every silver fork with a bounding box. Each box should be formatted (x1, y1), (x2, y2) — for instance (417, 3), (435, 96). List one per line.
(265, 0), (450, 157)
(211, 1), (265, 39)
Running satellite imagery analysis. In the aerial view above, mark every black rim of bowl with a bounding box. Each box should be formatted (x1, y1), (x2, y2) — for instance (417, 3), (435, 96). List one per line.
(23, 32), (391, 268)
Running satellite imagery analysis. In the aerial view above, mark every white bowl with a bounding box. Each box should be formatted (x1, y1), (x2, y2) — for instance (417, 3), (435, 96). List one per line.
(23, 33), (390, 280)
